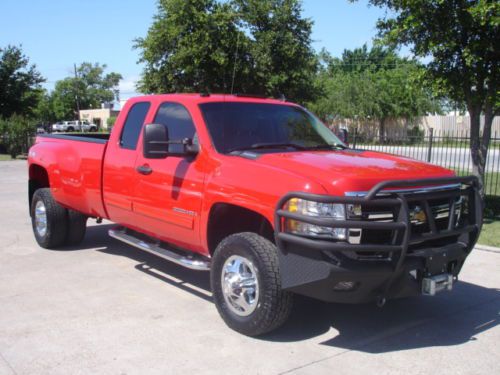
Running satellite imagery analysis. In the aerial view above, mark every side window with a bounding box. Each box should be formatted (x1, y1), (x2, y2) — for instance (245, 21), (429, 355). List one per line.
(154, 102), (196, 154)
(120, 102), (151, 150)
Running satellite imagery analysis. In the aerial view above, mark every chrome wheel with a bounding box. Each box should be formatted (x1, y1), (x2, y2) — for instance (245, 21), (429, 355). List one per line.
(34, 200), (47, 237)
(221, 255), (259, 316)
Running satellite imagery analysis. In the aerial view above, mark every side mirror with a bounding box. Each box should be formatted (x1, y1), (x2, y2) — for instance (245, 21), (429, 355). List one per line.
(143, 123), (169, 159)
(143, 123), (199, 159)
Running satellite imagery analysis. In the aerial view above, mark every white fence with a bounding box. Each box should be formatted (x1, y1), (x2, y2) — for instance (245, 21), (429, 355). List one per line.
(330, 115), (500, 140)
(419, 115), (500, 135)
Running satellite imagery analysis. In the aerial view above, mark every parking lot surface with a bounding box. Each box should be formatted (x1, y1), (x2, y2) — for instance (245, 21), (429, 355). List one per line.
(1, 160), (499, 375)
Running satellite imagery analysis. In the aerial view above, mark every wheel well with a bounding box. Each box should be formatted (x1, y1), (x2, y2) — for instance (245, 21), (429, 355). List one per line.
(29, 164), (49, 212)
(207, 203), (274, 255)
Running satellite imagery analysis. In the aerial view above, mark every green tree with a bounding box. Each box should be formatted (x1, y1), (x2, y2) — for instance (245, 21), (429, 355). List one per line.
(34, 90), (57, 124)
(51, 79), (75, 120)
(352, 0), (499, 195)
(51, 62), (122, 120)
(135, 0), (248, 94)
(310, 45), (440, 140)
(234, 0), (317, 102)
(0, 45), (45, 118)
(135, 0), (317, 103)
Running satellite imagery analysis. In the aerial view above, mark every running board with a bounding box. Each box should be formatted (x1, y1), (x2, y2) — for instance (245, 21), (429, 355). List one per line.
(109, 227), (210, 271)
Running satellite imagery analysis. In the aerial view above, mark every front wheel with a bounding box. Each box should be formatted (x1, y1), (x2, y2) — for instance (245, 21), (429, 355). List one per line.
(211, 232), (293, 336)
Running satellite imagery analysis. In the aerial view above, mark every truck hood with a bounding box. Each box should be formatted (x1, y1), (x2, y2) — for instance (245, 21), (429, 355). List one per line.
(254, 149), (455, 195)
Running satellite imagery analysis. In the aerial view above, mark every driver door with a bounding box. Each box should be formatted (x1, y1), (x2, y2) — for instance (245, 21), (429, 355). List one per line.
(132, 102), (205, 250)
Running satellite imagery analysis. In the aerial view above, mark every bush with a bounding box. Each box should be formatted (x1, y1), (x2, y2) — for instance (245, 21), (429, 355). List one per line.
(106, 116), (117, 128)
(484, 195), (500, 219)
(407, 126), (425, 144)
(0, 115), (35, 158)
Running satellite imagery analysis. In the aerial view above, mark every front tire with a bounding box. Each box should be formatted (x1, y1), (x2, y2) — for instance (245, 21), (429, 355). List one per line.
(31, 188), (68, 249)
(211, 232), (293, 336)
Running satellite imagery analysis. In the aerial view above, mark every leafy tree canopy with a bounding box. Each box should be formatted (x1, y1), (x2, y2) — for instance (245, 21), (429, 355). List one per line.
(135, 0), (317, 103)
(50, 62), (122, 120)
(233, 0), (317, 101)
(351, 0), (499, 193)
(0, 45), (45, 118)
(310, 45), (441, 138)
(34, 89), (57, 124)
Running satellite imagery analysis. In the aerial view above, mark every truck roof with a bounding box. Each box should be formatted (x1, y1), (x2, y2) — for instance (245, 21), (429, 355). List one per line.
(125, 93), (297, 106)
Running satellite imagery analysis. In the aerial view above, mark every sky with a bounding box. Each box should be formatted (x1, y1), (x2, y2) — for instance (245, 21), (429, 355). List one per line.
(0, 0), (388, 102)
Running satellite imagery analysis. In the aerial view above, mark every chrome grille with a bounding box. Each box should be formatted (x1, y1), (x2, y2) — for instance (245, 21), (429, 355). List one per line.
(345, 188), (463, 259)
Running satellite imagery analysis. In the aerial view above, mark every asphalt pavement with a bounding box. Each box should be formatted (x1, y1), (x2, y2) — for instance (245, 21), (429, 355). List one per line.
(0, 160), (499, 375)
(358, 145), (500, 171)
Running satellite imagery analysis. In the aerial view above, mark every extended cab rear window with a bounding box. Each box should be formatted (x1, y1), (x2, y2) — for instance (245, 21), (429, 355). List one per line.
(154, 102), (196, 154)
(120, 102), (151, 150)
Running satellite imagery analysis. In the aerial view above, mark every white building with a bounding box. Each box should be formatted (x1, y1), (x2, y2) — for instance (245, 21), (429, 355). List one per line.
(79, 104), (120, 130)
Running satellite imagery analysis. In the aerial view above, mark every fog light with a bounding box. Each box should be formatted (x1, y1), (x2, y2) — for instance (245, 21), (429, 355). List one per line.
(333, 281), (357, 291)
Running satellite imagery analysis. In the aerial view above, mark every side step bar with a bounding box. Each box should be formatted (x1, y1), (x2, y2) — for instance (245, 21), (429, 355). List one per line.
(109, 227), (210, 271)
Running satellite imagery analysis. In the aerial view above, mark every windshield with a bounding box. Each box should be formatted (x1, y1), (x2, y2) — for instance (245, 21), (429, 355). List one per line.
(199, 102), (345, 154)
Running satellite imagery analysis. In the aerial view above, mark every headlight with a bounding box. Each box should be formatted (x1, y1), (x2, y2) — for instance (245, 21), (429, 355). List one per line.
(284, 198), (347, 239)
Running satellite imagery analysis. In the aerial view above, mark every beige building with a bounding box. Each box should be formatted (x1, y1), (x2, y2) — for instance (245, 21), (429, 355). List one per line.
(79, 108), (120, 130)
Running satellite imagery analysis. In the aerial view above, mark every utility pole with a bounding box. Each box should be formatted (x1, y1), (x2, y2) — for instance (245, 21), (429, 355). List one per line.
(74, 63), (81, 125)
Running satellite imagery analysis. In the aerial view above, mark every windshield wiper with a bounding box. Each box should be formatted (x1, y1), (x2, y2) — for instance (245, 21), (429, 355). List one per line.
(305, 144), (347, 150)
(228, 142), (307, 153)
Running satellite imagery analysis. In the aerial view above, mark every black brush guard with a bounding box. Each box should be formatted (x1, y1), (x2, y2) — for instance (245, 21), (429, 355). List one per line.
(274, 176), (483, 303)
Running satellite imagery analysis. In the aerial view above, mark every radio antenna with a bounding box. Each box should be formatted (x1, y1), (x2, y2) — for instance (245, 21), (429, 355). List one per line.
(230, 32), (240, 95)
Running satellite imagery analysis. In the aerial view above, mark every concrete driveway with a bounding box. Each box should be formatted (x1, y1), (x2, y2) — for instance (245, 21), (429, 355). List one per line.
(0, 160), (499, 375)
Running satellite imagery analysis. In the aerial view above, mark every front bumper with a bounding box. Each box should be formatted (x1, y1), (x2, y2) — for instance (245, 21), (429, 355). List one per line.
(274, 176), (482, 303)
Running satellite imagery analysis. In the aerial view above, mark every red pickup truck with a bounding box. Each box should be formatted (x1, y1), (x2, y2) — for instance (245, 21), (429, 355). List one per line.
(28, 94), (482, 336)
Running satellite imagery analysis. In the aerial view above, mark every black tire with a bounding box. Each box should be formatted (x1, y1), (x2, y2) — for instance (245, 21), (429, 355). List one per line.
(31, 188), (68, 249)
(65, 209), (87, 246)
(67, 127), (74, 132)
(211, 232), (293, 336)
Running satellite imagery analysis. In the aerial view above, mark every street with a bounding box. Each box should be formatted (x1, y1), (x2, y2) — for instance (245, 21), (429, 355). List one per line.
(358, 145), (500, 171)
(0, 160), (499, 375)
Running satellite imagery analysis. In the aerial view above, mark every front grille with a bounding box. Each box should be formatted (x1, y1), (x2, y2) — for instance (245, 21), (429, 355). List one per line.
(346, 191), (464, 261)
(275, 175), (481, 290)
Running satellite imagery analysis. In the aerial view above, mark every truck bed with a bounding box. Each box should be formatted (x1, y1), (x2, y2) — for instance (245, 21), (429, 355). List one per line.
(30, 133), (110, 218)
(40, 133), (110, 143)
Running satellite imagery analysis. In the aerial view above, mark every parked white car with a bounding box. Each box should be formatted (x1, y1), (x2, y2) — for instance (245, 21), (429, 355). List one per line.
(52, 120), (98, 132)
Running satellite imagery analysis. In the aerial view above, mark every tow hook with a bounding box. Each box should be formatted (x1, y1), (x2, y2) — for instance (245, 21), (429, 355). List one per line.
(376, 296), (386, 308)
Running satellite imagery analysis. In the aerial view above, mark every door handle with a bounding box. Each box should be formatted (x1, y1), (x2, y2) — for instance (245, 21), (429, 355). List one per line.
(136, 164), (153, 175)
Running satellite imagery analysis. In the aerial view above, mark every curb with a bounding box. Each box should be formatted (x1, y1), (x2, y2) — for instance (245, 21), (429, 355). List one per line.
(475, 244), (500, 253)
